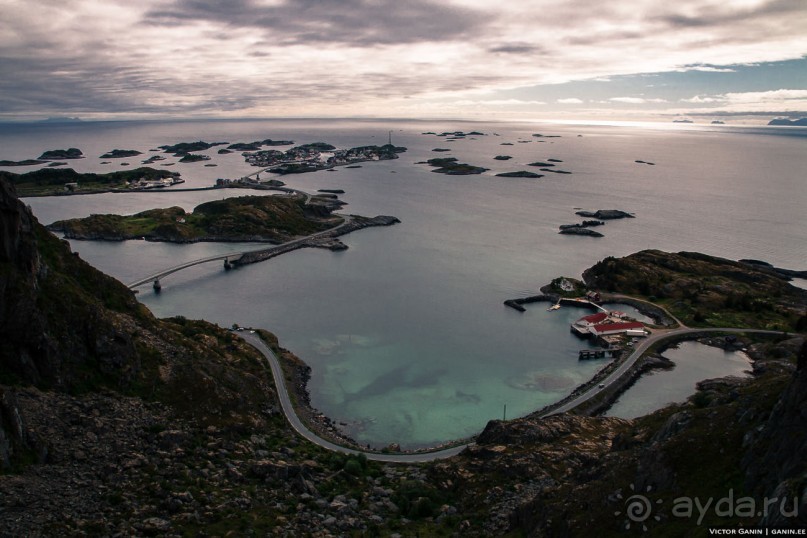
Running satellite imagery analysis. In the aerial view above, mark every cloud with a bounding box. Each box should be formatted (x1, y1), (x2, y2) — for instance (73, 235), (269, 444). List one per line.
(609, 97), (667, 104)
(653, 0), (806, 28)
(680, 64), (737, 73)
(683, 95), (723, 103)
(487, 42), (545, 54)
(453, 99), (546, 106)
(723, 88), (807, 104)
(145, 0), (485, 46)
(0, 0), (806, 119)
(679, 89), (807, 107)
(685, 110), (807, 117)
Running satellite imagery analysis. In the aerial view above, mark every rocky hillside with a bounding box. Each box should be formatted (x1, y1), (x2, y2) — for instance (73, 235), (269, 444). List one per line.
(583, 250), (807, 329)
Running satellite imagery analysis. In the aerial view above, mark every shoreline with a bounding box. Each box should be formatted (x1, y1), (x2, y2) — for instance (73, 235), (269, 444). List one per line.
(503, 291), (678, 328)
(20, 183), (285, 198)
(262, 280), (776, 454)
(272, 336), (471, 454)
(269, 323), (785, 456)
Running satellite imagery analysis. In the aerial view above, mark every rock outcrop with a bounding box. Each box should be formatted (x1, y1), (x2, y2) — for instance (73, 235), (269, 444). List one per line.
(0, 178), (144, 391)
(575, 209), (634, 219)
(743, 341), (807, 526)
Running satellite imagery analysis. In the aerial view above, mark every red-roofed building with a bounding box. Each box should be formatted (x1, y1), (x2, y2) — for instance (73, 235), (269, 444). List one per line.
(571, 312), (610, 336)
(590, 321), (645, 337)
(579, 312), (608, 325)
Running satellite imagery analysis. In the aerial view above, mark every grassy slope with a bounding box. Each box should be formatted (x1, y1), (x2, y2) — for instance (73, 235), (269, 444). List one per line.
(0, 167), (177, 196)
(582, 250), (807, 330)
(50, 195), (341, 242)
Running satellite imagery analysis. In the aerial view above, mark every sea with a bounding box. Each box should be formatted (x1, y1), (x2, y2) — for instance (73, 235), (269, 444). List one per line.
(2, 118), (805, 449)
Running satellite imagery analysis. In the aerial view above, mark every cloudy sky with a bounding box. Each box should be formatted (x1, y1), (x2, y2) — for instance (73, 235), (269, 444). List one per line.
(1, 0), (806, 123)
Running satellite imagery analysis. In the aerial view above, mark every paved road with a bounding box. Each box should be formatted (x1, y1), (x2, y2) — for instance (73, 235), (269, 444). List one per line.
(239, 331), (469, 463)
(241, 325), (786, 461)
(544, 327), (786, 416)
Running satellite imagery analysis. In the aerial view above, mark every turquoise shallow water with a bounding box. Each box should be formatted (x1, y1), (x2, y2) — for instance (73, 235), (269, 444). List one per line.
(12, 118), (807, 448)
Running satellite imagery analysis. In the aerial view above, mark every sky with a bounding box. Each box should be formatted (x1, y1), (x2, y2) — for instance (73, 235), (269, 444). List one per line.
(1, 0), (806, 123)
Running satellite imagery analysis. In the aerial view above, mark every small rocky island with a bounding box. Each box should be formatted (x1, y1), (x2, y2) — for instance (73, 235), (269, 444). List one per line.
(559, 220), (605, 236)
(559, 227), (603, 237)
(0, 159), (47, 167)
(575, 209), (634, 219)
(178, 153), (211, 163)
(559, 209), (634, 237)
(38, 148), (84, 160)
(422, 131), (485, 138)
(141, 155), (166, 165)
(159, 141), (228, 155)
(420, 157), (488, 175)
(227, 139), (294, 151)
(100, 149), (143, 159)
(495, 171), (543, 178)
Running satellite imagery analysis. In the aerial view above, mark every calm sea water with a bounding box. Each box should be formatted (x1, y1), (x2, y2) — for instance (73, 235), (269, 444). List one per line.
(605, 342), (752, 419)
(5, 118), (806, 448)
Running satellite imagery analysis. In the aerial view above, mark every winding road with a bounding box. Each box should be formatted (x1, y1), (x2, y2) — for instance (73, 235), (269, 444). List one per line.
(544, 326), (783, 415)
(239, 324), (787, 463)
(239, 331), (468, 463)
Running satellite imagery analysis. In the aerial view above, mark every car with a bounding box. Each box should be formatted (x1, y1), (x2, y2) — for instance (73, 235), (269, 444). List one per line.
(598, 383), (605, 389)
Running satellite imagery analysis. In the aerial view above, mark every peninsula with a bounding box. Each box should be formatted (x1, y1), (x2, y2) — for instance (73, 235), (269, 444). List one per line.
(0, 167), (181, 196)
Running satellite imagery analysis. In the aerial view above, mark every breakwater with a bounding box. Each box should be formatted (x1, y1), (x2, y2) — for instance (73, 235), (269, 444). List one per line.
(235, 215), (400, 266)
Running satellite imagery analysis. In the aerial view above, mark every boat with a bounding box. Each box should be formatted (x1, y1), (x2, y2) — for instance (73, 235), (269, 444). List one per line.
(547, 303), (561, 311)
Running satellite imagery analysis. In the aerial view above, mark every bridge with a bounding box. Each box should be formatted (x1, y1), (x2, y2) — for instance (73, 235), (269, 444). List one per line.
(126, 252), (245, 289)
(126, 213), (353, 290)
